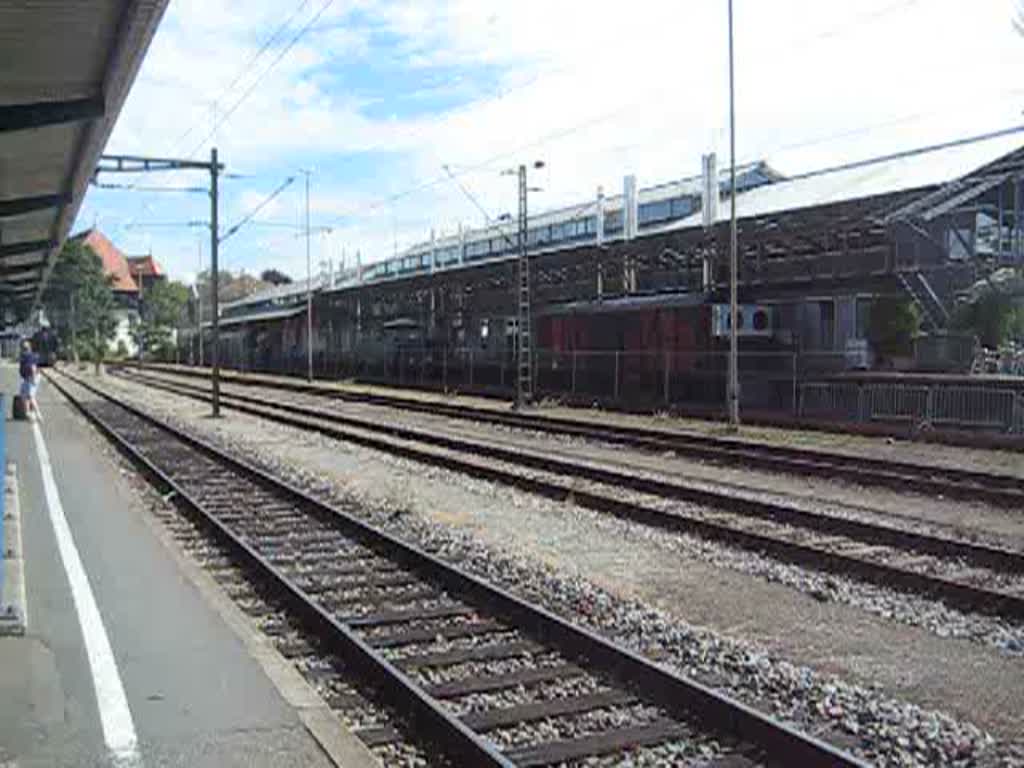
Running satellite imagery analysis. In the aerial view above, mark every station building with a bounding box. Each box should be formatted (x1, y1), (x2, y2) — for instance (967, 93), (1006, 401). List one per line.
(194, 127), (1024, 423)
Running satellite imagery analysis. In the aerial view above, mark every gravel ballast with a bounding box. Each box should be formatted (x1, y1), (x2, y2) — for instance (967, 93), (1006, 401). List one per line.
(144, 364), (1024, 478)
(117, 367), (1024, 552)
(104, 371), (1024, 654)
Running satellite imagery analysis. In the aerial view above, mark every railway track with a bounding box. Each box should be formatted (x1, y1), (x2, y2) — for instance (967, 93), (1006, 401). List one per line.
(110, 366), (1024, 624)
(121, 364), (1024, 509)
(48, 368), (867, 767)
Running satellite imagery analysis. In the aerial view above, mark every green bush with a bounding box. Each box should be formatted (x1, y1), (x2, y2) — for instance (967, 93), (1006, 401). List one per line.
(950, 293), (1024, 348)
(867, 297), (920, 359)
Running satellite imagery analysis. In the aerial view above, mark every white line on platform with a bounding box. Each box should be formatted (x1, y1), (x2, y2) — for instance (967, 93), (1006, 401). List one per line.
(32, 421), (141, 766)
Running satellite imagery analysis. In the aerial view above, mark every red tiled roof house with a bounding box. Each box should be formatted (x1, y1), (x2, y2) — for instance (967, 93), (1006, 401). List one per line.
(127, 254), (165, 295)
(69, 229), (165, 355)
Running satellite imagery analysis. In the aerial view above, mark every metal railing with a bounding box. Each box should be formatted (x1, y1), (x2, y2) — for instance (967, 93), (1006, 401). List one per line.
(799, 381), (1024, 433)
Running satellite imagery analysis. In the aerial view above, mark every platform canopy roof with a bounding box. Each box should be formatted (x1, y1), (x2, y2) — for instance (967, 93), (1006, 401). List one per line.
(0, 0), (169, 321)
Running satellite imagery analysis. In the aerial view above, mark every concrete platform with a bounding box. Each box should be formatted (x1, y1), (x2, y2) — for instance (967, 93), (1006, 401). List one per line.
(0, 364), (361, 768)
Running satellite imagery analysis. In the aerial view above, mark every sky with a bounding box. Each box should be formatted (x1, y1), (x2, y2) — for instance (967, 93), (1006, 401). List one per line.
(77, 0), (1024, 285)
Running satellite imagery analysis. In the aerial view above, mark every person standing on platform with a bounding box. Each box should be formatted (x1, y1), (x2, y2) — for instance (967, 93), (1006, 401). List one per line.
(18, 339), (40, 421)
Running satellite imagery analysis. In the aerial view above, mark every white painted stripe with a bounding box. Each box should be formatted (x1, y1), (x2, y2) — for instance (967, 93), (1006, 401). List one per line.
(32, 421), (141, 765)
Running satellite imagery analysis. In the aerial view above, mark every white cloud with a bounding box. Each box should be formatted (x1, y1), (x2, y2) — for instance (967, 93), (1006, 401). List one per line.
(79, 0), (1024, 283)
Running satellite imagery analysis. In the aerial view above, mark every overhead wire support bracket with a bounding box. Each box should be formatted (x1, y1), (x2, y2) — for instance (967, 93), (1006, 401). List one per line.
(90, 181), (209, 193)
(219, 176), (296, 245)
(94, 154), (224, 175)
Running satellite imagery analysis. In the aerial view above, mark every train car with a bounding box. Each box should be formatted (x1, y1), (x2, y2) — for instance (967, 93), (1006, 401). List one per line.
(30, 327), (60, 366)
(534, 295), (713, 402)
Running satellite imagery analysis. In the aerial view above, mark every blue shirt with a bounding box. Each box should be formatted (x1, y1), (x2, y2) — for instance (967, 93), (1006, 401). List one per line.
(19, 351), (37, 380)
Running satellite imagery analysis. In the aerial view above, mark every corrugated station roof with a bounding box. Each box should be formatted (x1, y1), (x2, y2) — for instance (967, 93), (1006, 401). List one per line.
(635, 160), (783, 205)
(223, 127), (1024, 326)
(665, 125), (1024, 231)
(397, 161), (781, 257)
(205, 305), (306, 329)
(0, 0), (170, 319)
(70, 228), (138, 292)
(222, 274), (326, 310)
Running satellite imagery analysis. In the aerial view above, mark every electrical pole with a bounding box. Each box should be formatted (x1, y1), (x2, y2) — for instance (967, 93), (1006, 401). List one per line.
(516, 164), (530, 409)
(136, 261), (144, 363)
(727, 0), (740, 430)
(498, 161), (544, 409)
(211, 146), (221, 417)
(302, 169), (313, 382)
(197, 239), (204, 367)
(93, 150), (224, 415)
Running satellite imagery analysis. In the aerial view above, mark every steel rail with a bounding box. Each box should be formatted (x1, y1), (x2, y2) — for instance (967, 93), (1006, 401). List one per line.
(118, 363), (1024, 508)
(46, 371), (512, 766)
(48, 368), (868, 767)
(115, 368), (1024, 570)
(112, 367), (1024, 622)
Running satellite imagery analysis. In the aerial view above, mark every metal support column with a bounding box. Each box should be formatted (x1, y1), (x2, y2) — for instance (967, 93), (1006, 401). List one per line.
(1015, 174), (1022, 262)
(998, 180), (1005, 262)
(727, 0), (740, 429)
(303, 169), (313, 382)
(210, 147), (221, 417)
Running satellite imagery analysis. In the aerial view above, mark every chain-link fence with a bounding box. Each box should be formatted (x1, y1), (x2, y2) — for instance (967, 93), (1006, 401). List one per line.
(205, 336), (1024, 433)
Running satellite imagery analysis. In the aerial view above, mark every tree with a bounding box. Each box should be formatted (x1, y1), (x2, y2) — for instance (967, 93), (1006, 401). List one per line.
(867, 297), (919, 362)
(260, 268), (293, 285)
(135, 279), (190, 359)
(951, 293), (1024, 348)
(42, 239), (118, 364)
